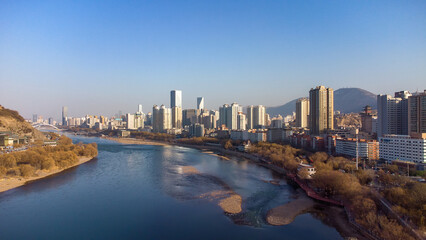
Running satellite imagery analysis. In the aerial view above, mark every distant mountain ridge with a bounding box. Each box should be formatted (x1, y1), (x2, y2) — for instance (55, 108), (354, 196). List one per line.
(267, 88), (377, 117)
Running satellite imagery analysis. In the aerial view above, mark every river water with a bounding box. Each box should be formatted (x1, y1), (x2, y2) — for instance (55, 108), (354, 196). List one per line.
(0, 136), (347, 239)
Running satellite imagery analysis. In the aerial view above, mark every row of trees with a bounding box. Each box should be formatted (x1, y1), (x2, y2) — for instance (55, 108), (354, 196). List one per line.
(248, 142), (418, 240)
(0, 136), (98, 178)
(130, 131), (175, 142)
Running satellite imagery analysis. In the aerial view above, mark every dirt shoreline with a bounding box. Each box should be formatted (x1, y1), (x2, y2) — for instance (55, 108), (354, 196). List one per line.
(0, 156), (94, 193)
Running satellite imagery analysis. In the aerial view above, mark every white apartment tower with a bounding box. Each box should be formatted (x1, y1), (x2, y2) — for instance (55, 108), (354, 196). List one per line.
(296, 98), (309, 128)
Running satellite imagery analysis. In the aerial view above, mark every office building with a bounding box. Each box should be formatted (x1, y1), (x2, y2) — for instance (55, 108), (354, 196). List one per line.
(377, 91), (411, 137)
(379, 134), (426, 163)
(138, 104), (143, 114)
(296, 98), (309, 128)
(170, 90), (182, 108)
(309, 86), (334, 135)
(32, 114), (38, 123)
(62, 106), (68, 126)
(197, 97), (205, 110)
(408, 90), (426, 136)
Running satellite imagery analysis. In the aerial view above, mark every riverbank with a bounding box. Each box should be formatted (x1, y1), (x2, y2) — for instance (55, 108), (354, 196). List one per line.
(104, 137), (169, 146)
(0, 156), (94, 193)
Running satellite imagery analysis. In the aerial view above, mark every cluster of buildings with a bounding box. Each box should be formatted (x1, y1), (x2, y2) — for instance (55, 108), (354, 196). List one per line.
(48, 86), (425, 164)
(292, 87), (426, 164)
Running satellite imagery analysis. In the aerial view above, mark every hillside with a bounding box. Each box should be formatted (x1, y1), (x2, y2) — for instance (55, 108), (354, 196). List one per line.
(267, 88), (377, 117)
(0, 105), (45, 139)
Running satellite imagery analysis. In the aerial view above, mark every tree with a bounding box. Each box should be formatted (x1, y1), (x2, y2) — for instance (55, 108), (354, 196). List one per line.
(224, 140), (233, 150)
(20, 164), (35, 177)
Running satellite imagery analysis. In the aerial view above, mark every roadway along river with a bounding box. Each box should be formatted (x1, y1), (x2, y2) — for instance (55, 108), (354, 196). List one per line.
(0, 136), (350, 239)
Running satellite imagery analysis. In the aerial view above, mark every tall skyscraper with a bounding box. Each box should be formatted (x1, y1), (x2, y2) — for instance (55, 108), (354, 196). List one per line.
(253, 105), (266, 129)
(138, 104), (143, 114)
(170, 90), (182, 108)
(171, 106), (183, 129)
(246, 105), (266, 129)
(219, 103), (240, 130)
(159, 105), (172, 132)
(197, 97), (205, 110)
(246, 106), (254, 129)
(62, 106), (68, 126)
(408, 90), (426, 136)
(152, 105), (160, 132)
(296, 98), (310, 128)
(32, 114), (38, 123)
(377, 91), (411, 137)
(309, 86), (334, 135)
(237, 112), (246, 130)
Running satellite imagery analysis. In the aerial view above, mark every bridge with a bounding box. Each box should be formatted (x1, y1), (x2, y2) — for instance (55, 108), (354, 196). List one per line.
(32, 123), (60, 130)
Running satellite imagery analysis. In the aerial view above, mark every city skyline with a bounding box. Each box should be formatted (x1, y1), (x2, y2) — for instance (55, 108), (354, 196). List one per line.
(1, 0), (426, 120)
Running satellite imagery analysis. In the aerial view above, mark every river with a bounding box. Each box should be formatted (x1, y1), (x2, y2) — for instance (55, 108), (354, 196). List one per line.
(0, 136), (350, 239)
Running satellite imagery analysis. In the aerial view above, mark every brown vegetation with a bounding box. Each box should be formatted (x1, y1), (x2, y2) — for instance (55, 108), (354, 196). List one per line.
(249, 141), (418, 240)
(0, 135), (98, 178)
(0, 105), (45, 139)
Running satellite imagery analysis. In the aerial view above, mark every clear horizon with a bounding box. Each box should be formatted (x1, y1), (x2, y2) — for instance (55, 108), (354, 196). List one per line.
(1, 0), (425, 120)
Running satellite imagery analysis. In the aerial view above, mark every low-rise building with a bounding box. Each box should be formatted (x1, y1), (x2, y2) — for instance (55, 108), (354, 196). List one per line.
(335, 138), (379, 160)
(378, 134), (426, 163)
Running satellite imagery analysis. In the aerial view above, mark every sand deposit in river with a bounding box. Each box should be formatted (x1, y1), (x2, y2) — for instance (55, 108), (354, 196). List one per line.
(266, 197), (315, 225)
(200, 190), (243, 214)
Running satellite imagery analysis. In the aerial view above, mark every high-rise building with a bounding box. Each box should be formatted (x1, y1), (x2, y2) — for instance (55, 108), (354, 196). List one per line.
(138, 104), (143, 114)
(126, 113), (136, 130)
(246, 106), (254, 129)
(296, 98), (309, 128)
(246, 105), (266, 129)
(360, 105), (374, 134)
(219, 103), (240, 130)
(62, 106), (68, 126)
(170, 90), (182, 108)
(159, 105), (172, 132)
(197, 97), (204, 110)
(377, 91), (411, 137)
(48, 117), (54, 125)
(190, 123), (205, 137)
(237, 112), (246, 130)
(408, 90), (426, 136)
(152, 105), (160, 132)
(309, 86), (334, 135)
(254, 105), (266, 129)
(182, 109), (200, 127)
(171, 106), (183, 129)
(32, 114), (38, 123)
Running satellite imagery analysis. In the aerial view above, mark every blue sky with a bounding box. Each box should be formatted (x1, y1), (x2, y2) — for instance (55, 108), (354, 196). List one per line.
(1, 0), (425, 120)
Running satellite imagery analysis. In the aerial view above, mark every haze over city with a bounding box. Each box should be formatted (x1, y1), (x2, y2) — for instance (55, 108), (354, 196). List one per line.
(1, 0), (425, 120)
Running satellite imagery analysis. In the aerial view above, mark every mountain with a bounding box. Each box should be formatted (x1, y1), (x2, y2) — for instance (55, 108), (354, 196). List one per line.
(0, 105), (44, 139)
(267, 88), (377, 117)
